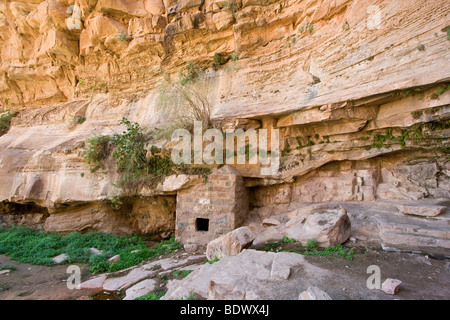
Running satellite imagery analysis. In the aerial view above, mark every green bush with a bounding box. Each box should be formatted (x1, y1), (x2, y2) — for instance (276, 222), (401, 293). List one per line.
(84, 118), (211, 190)
(213, 53), (227, 68)
(83, 134), (112, 171)
(306, 239), (318, 250)
(179, 62), (200, 86)
(282, 236), (296, 244)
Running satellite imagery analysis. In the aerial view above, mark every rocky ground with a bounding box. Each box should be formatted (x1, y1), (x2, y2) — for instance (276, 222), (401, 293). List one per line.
(1, 244), (449, 300)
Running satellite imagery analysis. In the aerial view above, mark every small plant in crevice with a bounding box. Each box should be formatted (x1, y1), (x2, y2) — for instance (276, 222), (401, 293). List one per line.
(309, 75), (321, 86)
(299, 23), (314, 34)
(135, 291), (167, 300)
(391, 87), (422, 98)
(430, 83), (450, 100)
(282, 236), (296, 244)
(411, 110), (423, 119)
(0, 110), (18, 137)
(83, 134), (112, 172)
(281, 146), (292, 157)
(118, 31), (127, 42)
(223, 0), (239, 18)
(67, 115), (86, 128)
(173, 269), (193, 278)
(213, 52), (227, 68)
(179, 62), (200, 86)
(230, 52), (239, 61)
(442, 25), (450, 40)
(417, 44), (426, 51)
(206, 257), (221, 264)
(342, 21), (350, 31)
(365, 120), (450, 150)
(306, 238), (319, 251)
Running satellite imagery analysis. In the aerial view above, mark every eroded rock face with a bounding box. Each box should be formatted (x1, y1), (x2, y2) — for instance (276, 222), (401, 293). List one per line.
(284, 206), (352, 247)
(0, 0), (448, 246)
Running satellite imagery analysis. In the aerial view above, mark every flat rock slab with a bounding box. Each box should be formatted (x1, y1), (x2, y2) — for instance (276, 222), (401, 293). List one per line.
(299, 286), (332, 300)
(262, 218), (280, 227)
(102, 268), (153, 292)
(79, 275), (107, 290)
(123, 279), (156, 300)
(397, 205), (447, 217)
(270, 259), (291, 280)
(162, 249), (327, 300)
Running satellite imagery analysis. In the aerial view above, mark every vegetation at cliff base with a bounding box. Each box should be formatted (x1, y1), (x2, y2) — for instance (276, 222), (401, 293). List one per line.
(0, 111), (18, 136)
(135, 291), (167, 300)
(0, 226), (182, 274)
(261, 237), (355, 261)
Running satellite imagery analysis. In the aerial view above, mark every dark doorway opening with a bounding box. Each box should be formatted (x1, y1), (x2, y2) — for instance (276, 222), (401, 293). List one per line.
(196, 218), (209, 232)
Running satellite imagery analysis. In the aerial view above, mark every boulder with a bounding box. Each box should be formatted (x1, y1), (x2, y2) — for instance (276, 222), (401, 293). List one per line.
(184, 243), (198, 253)
(90, 248), (103, 255)
(397, 205), (447, 217)
(108, 255), (121, 263)
(52, 253), (68, 264)
(299, 286), (332, 300)
(381, 278), (402, 295)
(285, 207), (351, 247)
(0, 270), (11, 276)
(206, 227), (255, 261)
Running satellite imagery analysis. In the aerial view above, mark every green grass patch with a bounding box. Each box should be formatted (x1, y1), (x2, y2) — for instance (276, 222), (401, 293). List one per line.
(205, 257), (221, 264)
(300, 244), (355, 261)
(135, 291), (167, 300)
(173, 270), (193, 278)
(282, 236), (296, 244)
(0, 226), (182, 274)
(260, 238), (355, 260)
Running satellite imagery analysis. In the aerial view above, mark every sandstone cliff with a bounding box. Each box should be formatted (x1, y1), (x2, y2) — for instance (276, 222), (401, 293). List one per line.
(0, 0), (449, 253)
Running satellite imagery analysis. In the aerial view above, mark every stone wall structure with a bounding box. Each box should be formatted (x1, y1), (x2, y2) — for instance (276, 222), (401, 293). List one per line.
(175, 166), (249, 245)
